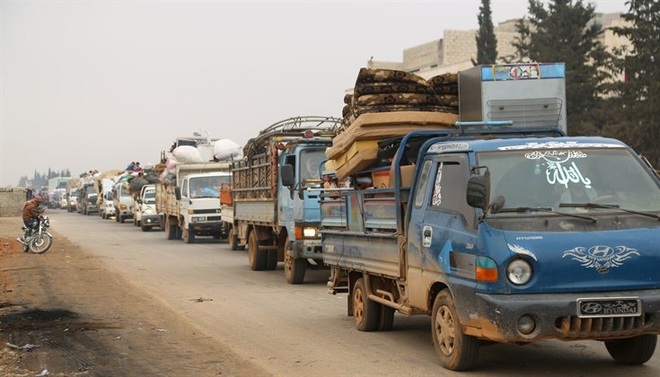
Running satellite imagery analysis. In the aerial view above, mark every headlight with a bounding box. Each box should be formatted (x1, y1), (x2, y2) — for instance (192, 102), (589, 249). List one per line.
(191, 216), (206, 222)
(303, 227), (319, 238)
(507, 259), (532, 285)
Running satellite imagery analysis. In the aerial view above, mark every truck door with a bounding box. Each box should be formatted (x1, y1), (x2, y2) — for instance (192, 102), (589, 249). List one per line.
(406, 154), (478, 308)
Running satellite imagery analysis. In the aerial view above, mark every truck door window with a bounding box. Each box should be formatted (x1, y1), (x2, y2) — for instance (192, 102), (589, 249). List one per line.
(181, 180), (189, 198)
(429, 155), (474, 228)
(414, 159), (433, 208)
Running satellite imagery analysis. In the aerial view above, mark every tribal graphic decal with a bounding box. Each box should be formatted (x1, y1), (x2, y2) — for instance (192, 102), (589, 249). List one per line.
(562, 245), (640, 274)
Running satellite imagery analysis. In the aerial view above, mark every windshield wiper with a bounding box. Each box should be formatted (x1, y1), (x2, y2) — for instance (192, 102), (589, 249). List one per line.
(559, 202), (660, 220)
(495, 206), (597, 223)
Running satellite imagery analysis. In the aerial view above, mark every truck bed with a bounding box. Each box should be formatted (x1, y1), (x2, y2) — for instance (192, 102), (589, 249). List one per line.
(155, 184), (178, 217)
(321, 189), (402, 278)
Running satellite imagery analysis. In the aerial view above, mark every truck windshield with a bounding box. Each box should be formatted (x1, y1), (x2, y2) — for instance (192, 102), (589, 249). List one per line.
(189, 176), (231, 199)
(301, 150), (326, 182)
(478, 147), (660, 213)
(143, 190), (156, 204)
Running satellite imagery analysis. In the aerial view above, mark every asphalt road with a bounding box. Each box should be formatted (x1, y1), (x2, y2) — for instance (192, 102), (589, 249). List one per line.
(47, 210), (660, 376)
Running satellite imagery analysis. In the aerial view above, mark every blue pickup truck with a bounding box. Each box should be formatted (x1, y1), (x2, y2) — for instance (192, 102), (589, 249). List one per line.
(321, 124), (660, 370)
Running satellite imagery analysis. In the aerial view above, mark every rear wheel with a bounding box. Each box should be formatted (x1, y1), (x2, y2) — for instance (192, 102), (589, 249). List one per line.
(432, 290), (479, 371)
(352, 278), (378, 331)
(284, 236), (305, 284)
(228, 227), (239, 250)
(166, 217), (177, 240)
(605, 334), (657, 365)
(248, 230), (266, 270)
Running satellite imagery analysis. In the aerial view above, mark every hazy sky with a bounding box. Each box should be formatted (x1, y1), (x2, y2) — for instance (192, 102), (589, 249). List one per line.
(1, 0), (626, 186)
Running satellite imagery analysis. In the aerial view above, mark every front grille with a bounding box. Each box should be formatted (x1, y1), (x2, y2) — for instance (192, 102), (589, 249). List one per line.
(555, 314), (651, 339)
(207, 216), (222, 221)
(194, 209), (221, 214)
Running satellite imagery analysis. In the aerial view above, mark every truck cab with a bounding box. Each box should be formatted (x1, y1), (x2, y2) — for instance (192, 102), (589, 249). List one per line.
(177, 171), (231, 243)
(134, 184), (162, 231)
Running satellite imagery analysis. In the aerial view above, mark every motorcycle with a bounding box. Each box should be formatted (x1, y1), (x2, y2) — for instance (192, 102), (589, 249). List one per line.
(18, 215), (53, 254)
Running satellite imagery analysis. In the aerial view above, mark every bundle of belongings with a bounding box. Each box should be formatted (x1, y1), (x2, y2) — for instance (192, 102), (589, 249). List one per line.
(326, 68), (460, 183)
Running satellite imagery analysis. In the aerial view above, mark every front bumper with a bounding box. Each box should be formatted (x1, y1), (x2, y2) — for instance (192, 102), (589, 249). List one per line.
(457, 287), (660, 343)
(292, 238), (323, 260)
(142, 214), (162, 227)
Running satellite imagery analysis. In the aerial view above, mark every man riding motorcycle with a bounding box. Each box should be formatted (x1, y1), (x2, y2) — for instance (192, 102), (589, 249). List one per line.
(18, 195), (44, 245)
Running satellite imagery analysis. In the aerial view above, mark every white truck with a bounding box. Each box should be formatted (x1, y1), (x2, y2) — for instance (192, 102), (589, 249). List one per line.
(156, 163), (231, 243)
(133, 184), (162, 231)
(112, 179), (134, 223)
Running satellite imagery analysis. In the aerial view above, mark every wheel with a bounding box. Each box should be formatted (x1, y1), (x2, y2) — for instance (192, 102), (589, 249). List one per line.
(431, 290), (480, 371)
(141, 225), (150, 232)
(166, 217), (177, 240)
(247, 230), (266, 270)
(29, 234), (53, 254)
(228, 227), (239, 251)
(284, 236), (305, 284)
(605, 334), (657, 365)
(119, 215), (125, 223)
(353, 278), (378, 331)
(183, 227), (195, 244)
(378, 305), (395, 331)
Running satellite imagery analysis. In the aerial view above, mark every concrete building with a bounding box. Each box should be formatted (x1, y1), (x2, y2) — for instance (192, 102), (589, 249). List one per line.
(0, 187), (27, 217)
(368, 13), (629, 79)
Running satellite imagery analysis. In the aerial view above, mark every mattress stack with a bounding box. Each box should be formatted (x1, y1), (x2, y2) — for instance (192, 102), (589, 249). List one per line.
(328, 68), (459, 180)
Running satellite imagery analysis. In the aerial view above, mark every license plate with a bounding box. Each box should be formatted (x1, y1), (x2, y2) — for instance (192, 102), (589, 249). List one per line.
(576, 297), (641, 318)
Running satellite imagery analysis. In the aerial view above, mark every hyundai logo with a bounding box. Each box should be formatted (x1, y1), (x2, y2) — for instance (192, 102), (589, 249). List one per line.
(580, 302), (603, 314)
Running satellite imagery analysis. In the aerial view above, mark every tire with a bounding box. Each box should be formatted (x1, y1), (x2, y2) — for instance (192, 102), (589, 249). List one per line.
(378, 305), (395, 332)
(228, 227), (239, 251)
(353, 278), (379, 331)
(141, 225), (150, 232)
(605, 334), (657, 365)
(284, 236), (305, 284)
(431, 290), (480, 371)
(166, 217), (177, 240)
(183, 228), (195, 244)
(248, 230), (266, 270)
(119, 215), (125, 223)
(29, 234), (53, 254)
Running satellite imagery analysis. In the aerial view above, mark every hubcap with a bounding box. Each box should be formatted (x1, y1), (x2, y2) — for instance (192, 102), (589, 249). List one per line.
(435, 305), (456, 356)
(354, 287), (365, 323)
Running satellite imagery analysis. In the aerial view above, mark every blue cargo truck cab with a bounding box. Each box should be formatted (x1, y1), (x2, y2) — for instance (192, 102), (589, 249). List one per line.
(321, 125), (660, 371)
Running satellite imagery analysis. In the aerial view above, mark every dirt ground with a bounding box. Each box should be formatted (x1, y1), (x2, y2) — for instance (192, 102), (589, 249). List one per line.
(0, 217), (268, 377)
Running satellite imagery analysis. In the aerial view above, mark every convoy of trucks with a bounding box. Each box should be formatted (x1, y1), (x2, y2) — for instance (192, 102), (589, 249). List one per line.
(42, 62), (660, 371)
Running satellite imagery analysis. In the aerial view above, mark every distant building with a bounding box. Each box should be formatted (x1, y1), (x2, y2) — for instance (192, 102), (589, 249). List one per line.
(367, 13), (630, 79)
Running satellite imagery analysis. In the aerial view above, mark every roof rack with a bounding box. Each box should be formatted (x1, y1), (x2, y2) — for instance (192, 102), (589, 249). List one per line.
(245, 116), (342, 156)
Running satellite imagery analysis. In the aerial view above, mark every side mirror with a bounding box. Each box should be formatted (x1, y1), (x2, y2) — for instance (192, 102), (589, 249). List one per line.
(175, 187), (181, 201)
(281, 165), (294, 187)
(137, 198), (143, 204)
(466, 170), (490, 210)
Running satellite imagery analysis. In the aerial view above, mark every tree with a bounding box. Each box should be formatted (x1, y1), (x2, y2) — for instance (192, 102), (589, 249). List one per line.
(516, 0), (612, 135)
(604, 0), (660, 166)
(474, 0), (498, 65)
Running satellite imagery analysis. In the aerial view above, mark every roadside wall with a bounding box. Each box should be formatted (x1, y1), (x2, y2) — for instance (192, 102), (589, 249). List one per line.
(0, 188), (27, 217)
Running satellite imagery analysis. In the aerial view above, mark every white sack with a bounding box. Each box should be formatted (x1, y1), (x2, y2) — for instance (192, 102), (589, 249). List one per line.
(172, 145), (204, 164)
(213, 139), (243, 161)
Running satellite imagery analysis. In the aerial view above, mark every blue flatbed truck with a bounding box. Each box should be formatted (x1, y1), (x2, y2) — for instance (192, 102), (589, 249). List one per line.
(321, 123), (660, 370)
